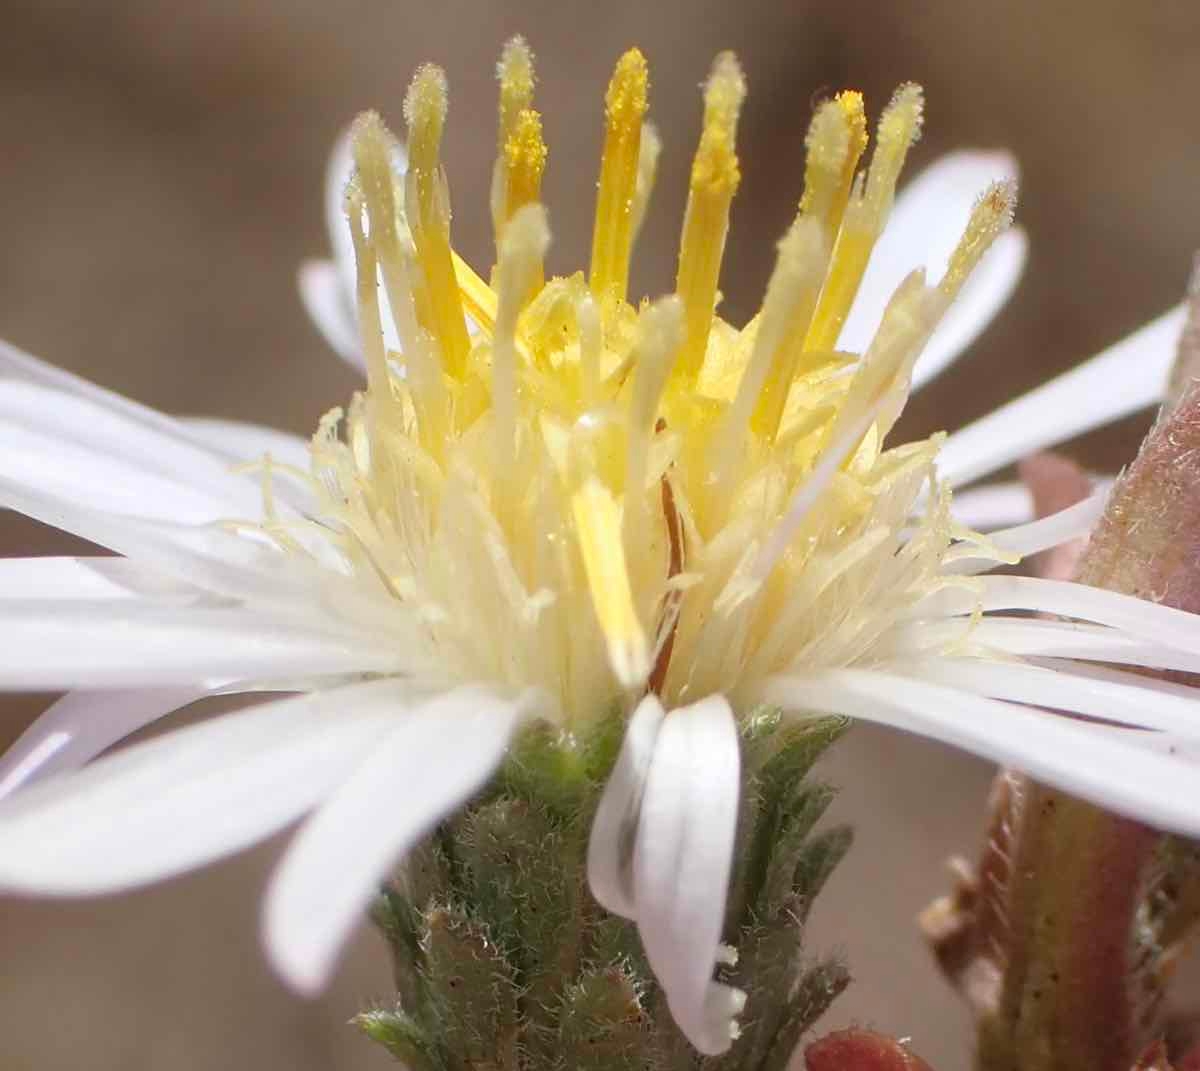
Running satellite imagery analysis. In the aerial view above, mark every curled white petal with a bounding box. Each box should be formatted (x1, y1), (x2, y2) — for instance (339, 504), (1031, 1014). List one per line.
(324, 125), (361, 308)
(632, 695), (743, 1055)
(0, 680), (412, 894)
(298, 259), (363, 370)
(586, 693), (666, 919)
(265, 685), (528, 995)
(913, 228), (1027, 390)
(839, 150), (1025, 389)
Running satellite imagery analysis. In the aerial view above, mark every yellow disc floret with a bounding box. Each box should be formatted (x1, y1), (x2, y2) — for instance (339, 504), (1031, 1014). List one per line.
(304, 40), (1014, 725)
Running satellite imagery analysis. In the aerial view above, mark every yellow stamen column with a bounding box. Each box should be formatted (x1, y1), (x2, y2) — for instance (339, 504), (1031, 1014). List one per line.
(675, 52), (746, 381)
(405, 65), (472, 379)
(589, 49), (649, 302)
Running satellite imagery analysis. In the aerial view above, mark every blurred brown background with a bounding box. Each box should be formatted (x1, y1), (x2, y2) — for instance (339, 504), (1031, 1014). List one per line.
(2, 2), (1199, 1068)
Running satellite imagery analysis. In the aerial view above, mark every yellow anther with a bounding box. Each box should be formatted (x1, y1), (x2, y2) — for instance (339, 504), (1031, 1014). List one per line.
(504, 110), (548, 217)
(589, 48), (649, 302)
(864, 83), (923, 219)
(497, 109), (549, 295)
(940, 179), (1017, 299)
(805, 83), (924, 354)
(571, 477), (649, 688)
(491, 35), (548, 271)
(496, 36), (535, 154)
(798, 91), (867, 238)
(675, 51), (746, 380)
(404, 63), (472, 379)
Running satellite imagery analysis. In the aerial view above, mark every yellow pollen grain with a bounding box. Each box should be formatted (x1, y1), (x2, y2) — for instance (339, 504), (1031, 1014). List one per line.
(798, 90), (867, 238)
(804, 83), (923, 354)
(404, 63), (472, 379)
(589, 48), (649, 302)
(675, 51), (746, 380)
(940, 179), (1017, 299)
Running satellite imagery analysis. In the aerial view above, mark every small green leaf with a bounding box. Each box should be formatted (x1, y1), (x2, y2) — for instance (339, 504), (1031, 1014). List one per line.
(355, 1007), (441, 1071)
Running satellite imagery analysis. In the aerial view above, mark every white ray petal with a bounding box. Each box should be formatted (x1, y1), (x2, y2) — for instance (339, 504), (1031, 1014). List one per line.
(182, 417), (312, 474)
(922, 574), (1200, 654)
(839, 151), (1025, 388)
(0, 687), (210, 798)
(885, 616), (1200, 676)
(633, 695), (744, 1055)
(265, 685), (528, 995)
(950, 481), (1033, 530)
(1, 423), (248, 526)
(0, 361), (279, 520)
(0, 680), (414, 894)
(937, 304), (1187, 488)
(763, 668), (1200, 836)
(947, 488), (1108, 574)
(0, 336), (219, 451)
(182, 416), (316, 515)
(298, 259), (363, 369)
(0, 558), (152, 601)
(0, 474), (260, 584)
(0, 601), (398, 690)
(0, 477), (352, 613)
(586, 694), (665, 919)
(0, 336), (314, 516)
(911, 656), (1200, 738)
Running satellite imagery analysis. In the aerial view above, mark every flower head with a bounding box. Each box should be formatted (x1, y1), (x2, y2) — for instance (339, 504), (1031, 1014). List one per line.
(307, 46), (1014, 722)
(0, 37), (1199, 1057)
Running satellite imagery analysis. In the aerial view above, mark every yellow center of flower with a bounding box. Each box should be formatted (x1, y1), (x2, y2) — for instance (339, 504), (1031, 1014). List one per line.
(307, 38), (1014, 723)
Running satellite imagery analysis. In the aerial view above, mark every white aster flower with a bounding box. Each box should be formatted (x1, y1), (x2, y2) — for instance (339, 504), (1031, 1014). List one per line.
(0, 40), (1197, 1055)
